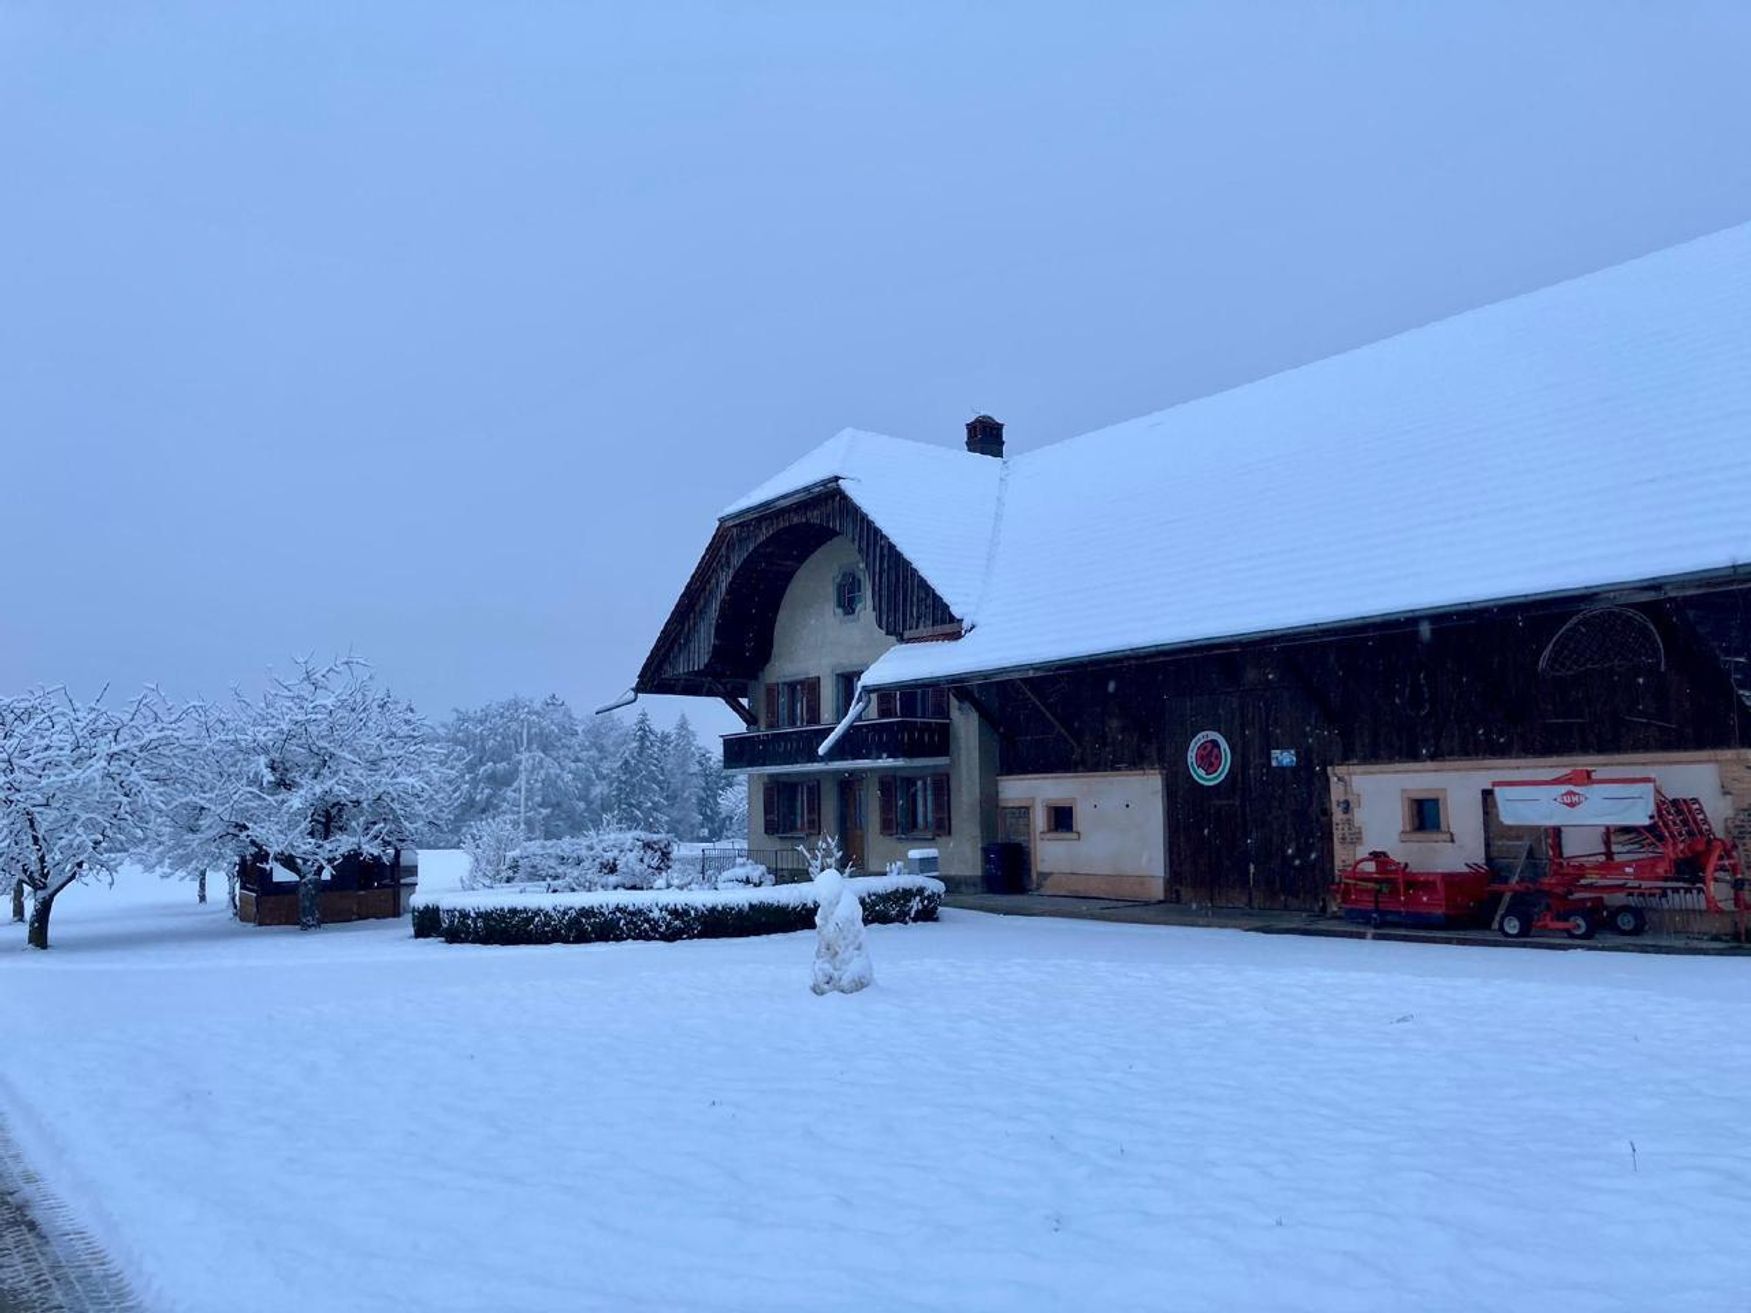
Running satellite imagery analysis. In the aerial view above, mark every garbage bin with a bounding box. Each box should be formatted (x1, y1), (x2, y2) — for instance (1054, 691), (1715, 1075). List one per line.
(981, 842), (1025, 894)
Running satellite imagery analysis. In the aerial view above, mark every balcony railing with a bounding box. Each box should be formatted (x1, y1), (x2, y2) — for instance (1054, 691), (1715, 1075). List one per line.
(722, 717), (950, 772)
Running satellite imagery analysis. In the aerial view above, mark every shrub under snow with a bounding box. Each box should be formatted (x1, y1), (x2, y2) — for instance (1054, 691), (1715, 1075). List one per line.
(504, 831), (676, 891)
(713, 859), (772, 889)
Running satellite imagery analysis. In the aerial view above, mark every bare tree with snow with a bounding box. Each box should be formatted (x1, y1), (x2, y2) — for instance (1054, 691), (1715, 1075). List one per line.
(220, 657), (445, 930)
(0, 687), (176, 949)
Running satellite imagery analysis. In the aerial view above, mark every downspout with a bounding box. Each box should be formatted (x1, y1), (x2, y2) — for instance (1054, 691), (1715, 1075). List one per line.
(595, 689), (638, 715)
(817, 689), (870, 758)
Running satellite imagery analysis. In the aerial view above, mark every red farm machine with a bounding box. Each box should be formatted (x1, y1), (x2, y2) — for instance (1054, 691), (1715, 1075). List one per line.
(1334, 770), (1747, 942)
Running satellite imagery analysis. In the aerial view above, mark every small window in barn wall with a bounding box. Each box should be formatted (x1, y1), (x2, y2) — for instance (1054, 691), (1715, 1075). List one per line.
(1539, 606), (1665, 676)
(834, 569), (864, 617)
(1399, 789), (1452, 842)
(1042, 802), (1078, 838)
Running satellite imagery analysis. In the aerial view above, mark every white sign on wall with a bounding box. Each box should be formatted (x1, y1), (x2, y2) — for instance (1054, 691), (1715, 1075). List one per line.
(1493, 776), (1656, 827)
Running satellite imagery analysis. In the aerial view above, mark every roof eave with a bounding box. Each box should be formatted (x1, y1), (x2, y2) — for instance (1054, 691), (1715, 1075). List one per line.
(865, 563), (1751, 690)
(718, 477), (844, 527)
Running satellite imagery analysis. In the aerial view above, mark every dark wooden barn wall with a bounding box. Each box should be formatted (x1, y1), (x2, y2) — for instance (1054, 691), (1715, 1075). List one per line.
(978, 589), (1751, 911)
(639, 488), (956, 696)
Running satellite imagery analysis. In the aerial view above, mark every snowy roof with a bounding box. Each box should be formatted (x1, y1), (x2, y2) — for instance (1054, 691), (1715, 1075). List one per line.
(721, 427), (1004, 620)
(724, 222), (1751, 690)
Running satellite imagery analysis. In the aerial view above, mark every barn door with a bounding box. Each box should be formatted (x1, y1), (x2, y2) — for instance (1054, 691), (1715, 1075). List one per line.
(999, 805), (1034, 889)
(1169, 692), (1253, 907)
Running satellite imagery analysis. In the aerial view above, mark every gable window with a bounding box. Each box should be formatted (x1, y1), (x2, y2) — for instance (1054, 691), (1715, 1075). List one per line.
(873, 687), (951, 721)
(834, 569), (864, 617)
(763, 780), (821, 836)
(878, 773), (951, 838)
(764, 678), (821, 729)
(1043, 803), (1077, 837)
(1400, 790), (1451, 842)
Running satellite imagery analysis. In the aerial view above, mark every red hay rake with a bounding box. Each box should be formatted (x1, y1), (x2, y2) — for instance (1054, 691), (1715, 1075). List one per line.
(1333, 771), (1747, 942)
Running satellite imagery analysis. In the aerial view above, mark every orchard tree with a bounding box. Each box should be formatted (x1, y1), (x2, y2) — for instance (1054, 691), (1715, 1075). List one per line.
(227, 657), (446, 930)
(148, 696), (259, 912)
(0, 687), (175, 949)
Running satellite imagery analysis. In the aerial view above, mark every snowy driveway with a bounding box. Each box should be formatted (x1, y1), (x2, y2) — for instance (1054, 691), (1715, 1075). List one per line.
(0, 1115), (143, 1313)
(3, 877), (1750, 1312)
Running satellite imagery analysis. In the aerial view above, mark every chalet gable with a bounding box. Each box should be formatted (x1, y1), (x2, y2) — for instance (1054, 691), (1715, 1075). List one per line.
(634, 485), (961, 699)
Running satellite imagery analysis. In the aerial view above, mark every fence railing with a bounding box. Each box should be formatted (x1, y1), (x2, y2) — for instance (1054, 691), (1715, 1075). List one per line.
(686, 844), (812, 884)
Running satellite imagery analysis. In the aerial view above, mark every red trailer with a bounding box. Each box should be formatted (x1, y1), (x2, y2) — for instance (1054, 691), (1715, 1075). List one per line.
(1485, 770), (1746, 940)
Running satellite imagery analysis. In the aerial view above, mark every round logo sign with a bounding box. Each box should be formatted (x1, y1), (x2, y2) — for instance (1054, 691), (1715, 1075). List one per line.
(1187, 730), (1231, 786)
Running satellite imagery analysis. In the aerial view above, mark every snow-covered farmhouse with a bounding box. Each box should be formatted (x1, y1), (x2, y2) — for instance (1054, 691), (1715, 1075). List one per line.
(631, 223), (1751, 919)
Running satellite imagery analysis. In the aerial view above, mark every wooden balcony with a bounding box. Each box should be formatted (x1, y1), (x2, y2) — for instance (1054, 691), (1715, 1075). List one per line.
(722, 717), (950, 772)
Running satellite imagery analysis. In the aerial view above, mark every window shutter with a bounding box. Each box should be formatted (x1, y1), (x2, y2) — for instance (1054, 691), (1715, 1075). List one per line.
(876, 690), (898, 719)
(763, 781), (778, 835)
(928, 687), (949, 720)
(804, 781), (821, 834)
(878, 776), (896, 836)
(764, 684), (779, 728)
(930, 774), (951, 836)
(805, 677), (822, 725)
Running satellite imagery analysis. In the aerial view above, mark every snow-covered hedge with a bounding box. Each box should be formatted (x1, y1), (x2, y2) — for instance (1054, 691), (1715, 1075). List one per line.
(410, 874), (942, 946)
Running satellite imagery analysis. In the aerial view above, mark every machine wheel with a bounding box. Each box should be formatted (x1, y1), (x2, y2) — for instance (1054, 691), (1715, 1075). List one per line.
(1500, 901), (1536, 939)
(1611, 905), (1648, 937)
(1565, 910), (1597, 940)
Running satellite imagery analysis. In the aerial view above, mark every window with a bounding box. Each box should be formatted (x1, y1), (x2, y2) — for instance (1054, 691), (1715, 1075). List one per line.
(1043, 803), (1077, 837)
(873, 687), (950, 720)
(764, 678), (821, 728)
(763, 780), (821, 836)
(1400, 789), (1451, 842)
(878, 773), (951, 838)
(1539, 606), (1665, 676)
(835, 671), (865, 721)
(834, 569), (864, 617)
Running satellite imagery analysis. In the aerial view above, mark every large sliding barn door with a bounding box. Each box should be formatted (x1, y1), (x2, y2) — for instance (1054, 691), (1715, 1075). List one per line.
(1166, 688), (1334, 910)
(1168, 693), (1253, 907)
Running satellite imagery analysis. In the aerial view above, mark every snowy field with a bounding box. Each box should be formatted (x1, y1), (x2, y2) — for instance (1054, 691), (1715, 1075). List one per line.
(3, 874), (1750, 1313)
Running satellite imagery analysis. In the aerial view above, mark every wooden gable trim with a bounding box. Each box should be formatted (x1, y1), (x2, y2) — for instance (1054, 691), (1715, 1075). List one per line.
(635, 486), (959, 697)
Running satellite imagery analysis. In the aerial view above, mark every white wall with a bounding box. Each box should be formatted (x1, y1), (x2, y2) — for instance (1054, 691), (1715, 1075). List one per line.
(745, 535), (990, 879)
(760, 536), (891, 696)
(1343, 758), (1730, 868)
(997, 771), (1165, 900)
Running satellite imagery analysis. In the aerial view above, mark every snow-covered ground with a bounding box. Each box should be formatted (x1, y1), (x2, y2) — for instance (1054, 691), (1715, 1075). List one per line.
(3, 872), (1749, 1313)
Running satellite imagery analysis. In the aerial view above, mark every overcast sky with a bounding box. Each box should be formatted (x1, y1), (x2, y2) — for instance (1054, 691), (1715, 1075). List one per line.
(4, 2), (1749, 741)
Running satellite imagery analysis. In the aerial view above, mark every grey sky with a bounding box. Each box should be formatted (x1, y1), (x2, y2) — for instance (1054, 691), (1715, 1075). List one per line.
(4, 2), (1748, 742)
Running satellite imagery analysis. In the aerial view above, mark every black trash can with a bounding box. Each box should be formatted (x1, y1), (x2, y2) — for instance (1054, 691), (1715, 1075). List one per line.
(982, 842), (1025, 894)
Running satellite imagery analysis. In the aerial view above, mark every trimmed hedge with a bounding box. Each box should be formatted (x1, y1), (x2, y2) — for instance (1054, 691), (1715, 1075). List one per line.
(411, 877), (941, 946)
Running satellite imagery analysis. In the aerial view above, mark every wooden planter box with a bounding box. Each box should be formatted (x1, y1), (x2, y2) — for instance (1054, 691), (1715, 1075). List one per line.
(239, 885), (403, 926)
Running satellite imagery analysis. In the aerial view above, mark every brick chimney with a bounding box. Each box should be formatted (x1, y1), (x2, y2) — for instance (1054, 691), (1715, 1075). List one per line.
(965, 414), (1004, 458)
